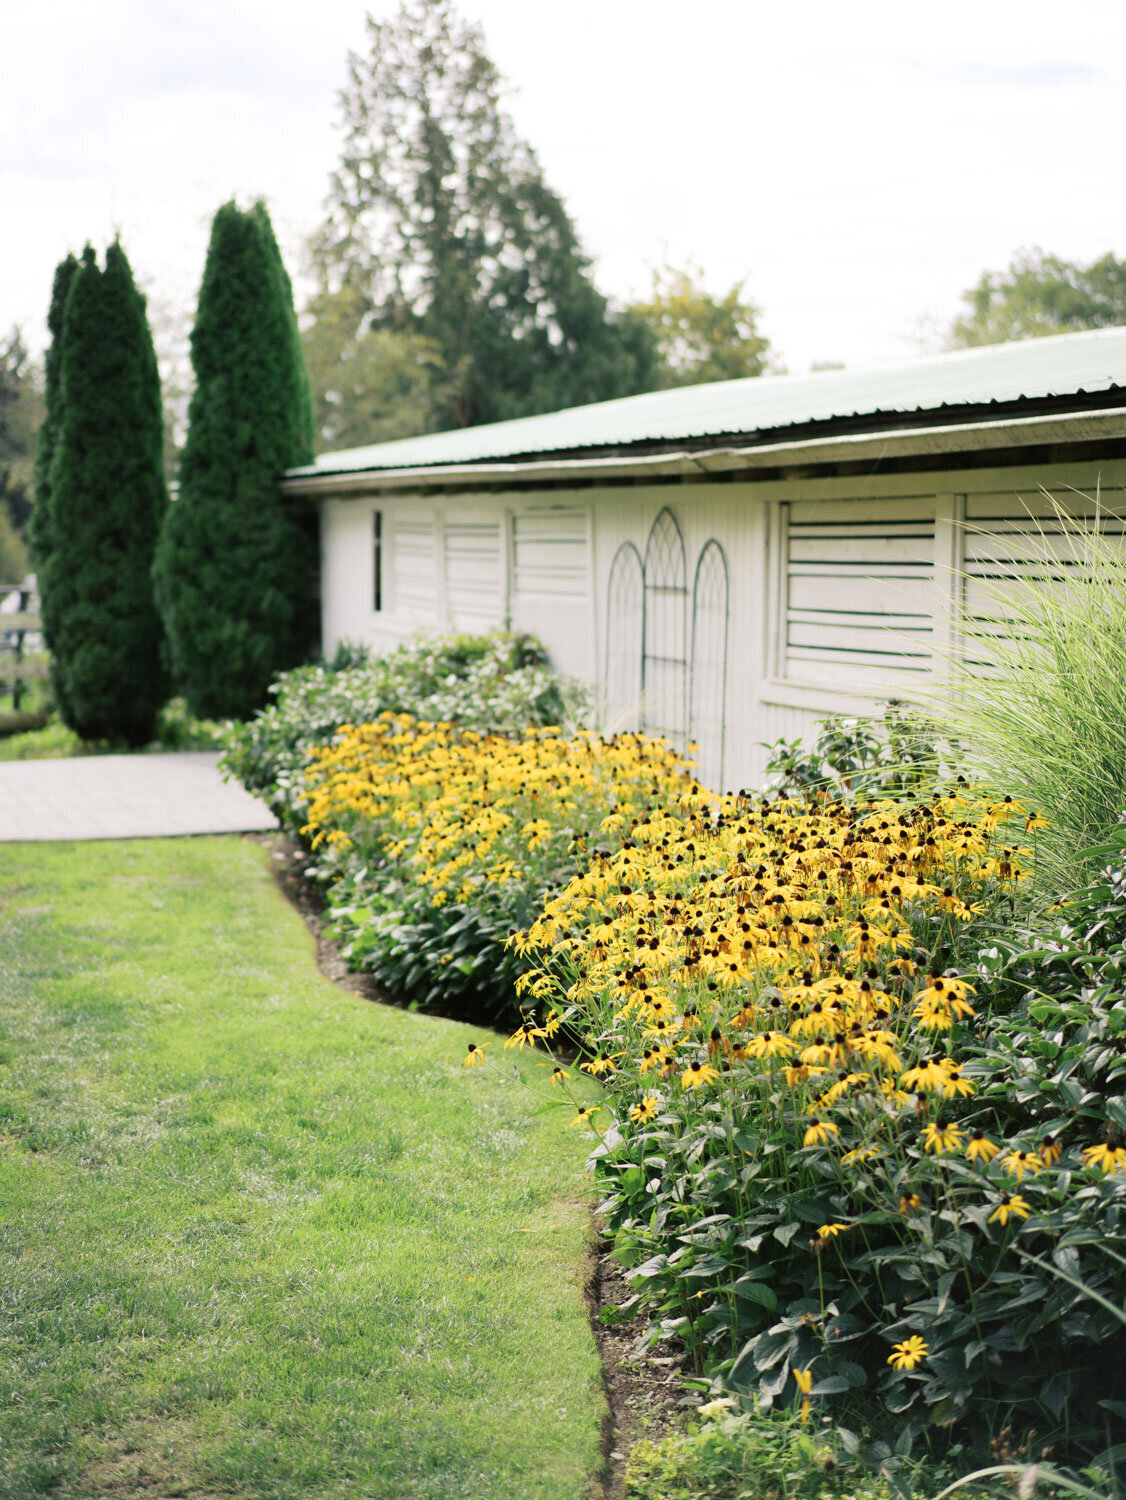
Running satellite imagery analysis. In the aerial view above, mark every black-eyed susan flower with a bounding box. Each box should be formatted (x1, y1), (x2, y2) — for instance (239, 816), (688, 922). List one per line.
(965, 1129), (1000, 1164)
(549, 1065), (570, 1087)
(923, 1120), (965, 1154)
(1039, 1134), (1062, 1167)
(629, 1095), (661, 1124)
(989, 1193), (1031, 1224)
(567, 1105), (602, 1130)
(581, 1053), (622, 1077)
(505, 1018), (549, 1050)
(1082, 1142), (1126, 1175)
(803, 1118), (839, 1147)
(817, 1223), (849, 1239)
(681, 1059), (719, 1091)
(462, 1041), (489, 1067)
(887, 1335), (928, 1371)
(899, 1193), (922, 1214)
(1001, 1148), (1043, 1181)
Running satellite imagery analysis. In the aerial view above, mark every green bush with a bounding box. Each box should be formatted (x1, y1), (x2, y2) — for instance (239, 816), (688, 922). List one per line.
(513, 766), (1124, 1461)
(219, 629), (588, 815)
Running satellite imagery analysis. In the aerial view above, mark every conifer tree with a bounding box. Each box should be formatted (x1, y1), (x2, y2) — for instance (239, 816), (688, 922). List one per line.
(41, 243), (168, 744)
(154, 201), (316, 719)
(31, 253), (79, 718)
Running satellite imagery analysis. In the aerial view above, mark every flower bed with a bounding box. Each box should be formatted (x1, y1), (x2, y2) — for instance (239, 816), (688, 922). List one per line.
(297, 715), (694, 1023)
(508, 783), (1126, 1456)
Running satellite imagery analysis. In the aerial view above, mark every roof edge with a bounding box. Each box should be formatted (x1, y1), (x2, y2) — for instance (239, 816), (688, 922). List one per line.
(282, 405), (1126, 497)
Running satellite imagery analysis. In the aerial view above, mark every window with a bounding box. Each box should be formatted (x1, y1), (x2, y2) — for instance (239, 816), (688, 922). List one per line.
(372, 510), (383, 612)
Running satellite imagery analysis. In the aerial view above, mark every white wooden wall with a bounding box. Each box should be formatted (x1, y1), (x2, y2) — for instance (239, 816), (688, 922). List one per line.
(317, 460), (1126, 792)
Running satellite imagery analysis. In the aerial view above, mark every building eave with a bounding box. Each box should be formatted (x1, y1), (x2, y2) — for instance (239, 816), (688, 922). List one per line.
(282, 405), (1126, 499)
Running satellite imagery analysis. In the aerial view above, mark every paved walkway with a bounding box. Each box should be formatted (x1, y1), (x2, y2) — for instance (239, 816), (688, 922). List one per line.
(0, 752), (278, 841)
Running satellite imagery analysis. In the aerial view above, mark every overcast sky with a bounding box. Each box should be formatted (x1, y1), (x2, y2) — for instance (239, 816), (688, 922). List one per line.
(6, 0), (1126, 378)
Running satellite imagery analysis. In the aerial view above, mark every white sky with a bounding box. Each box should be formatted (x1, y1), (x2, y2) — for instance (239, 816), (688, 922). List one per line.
(5, 0), (1126, 377)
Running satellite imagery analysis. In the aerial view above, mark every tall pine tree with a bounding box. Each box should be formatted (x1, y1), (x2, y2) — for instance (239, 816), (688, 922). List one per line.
(154, 201), (316, 719)
(41, 243), (169, 744)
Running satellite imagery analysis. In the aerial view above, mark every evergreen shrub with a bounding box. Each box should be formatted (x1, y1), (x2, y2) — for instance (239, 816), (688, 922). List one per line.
(37, 243), (168, 744)
(154, 201), (317, 719)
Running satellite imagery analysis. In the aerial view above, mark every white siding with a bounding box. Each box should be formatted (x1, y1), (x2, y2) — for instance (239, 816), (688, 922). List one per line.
(782, 498), (936, 689)
(444, 516), (504, 627)
(393, 514), (439, 625)
(513, 511), (588, 599)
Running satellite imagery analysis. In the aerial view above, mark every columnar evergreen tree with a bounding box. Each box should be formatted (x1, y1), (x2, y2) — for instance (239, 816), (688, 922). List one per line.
(154, 201), (317, 719)
(40, 243), (169, 743)
(31, 254), (79, 715)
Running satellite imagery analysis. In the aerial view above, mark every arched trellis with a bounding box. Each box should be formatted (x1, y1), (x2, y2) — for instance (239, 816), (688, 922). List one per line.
(641, 507), (688, 745)
(603, 541), (644, 729)
(689, 539), (730, 790)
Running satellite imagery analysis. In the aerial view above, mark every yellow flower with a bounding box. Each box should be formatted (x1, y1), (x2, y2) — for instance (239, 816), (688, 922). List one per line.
(840, 1146), (878, 1166)
(549, 1065), (570, 1087)
(989, 1193), (1031, 1225)
(898, 1193), (922, 1215)
(803, 1119), (840, 1148)
(567, 1106), (602, 1130)
(504, 1018), (549, 1050)
(817, 1223), (849, 1239)
(965, 1130), (1000, 1164)
(681, 1060), (720, 1091)
(1082, 1143), (1126, 1175)
(462, 1041), (489, 1068)
(793, 1367), (814, 1394)
(629, 1095), (661, 1123)
(922, 1120), (965, 1154)
(887, 1335), (928, 1371)
(581, 1053), (621, 1077)
(1039, 1135), (1062, 1167)
(1001, 1149), (1043, 1181)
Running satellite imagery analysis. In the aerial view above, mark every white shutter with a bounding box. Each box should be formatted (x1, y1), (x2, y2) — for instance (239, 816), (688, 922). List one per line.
(443, 517), (504, 626)
(783, 498), (935, 688)
(392, 516), (438, 623)
(513, 510), (588, 599)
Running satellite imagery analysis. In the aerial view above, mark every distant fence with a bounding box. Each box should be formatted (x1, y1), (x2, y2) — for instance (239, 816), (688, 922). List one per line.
(0, 581), (50, 732)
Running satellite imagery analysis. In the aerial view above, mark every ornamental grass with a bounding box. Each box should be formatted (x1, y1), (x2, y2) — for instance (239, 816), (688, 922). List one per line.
(493, 777), (1125, 1456)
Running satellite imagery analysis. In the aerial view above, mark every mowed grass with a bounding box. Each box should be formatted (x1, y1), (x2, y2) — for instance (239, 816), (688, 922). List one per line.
(0, 838), (605, 1499)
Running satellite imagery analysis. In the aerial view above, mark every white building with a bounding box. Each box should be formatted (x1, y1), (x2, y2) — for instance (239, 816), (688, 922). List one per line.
(285, 329), (1126, 791)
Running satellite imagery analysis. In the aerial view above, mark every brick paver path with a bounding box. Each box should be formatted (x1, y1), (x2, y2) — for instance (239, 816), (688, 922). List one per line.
(0, 753), (278, 841)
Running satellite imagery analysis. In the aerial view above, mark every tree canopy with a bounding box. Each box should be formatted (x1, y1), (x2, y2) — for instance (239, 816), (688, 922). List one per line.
(154, 201), (317, 720)
(627, 265), (772, 389)
(39, 242), (169, 744)
(949, 247), (1126, 347)
(0, 328), (42, 579)
(310, 0), (657, 436)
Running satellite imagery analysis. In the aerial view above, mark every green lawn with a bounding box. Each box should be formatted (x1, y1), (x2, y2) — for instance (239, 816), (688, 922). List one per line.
(0, 838), (605, 1499)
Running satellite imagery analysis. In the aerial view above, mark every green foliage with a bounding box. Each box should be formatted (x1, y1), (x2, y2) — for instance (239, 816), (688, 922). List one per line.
(154, 201), (317, 719)
(30, 254), (78, 629)
(628, 265), (772, 389)
(311, 0), (658, 432)
(0, 327), (42, 564)
(220, 628), (585, 807)
(763, 702), (950, 801)
(38, 243), (168, 745)
(301, 279), (452, 451)
(949, 248), (1126, 348)
(935, 500), (1126, 896)
(624, 1407), (894, 1500)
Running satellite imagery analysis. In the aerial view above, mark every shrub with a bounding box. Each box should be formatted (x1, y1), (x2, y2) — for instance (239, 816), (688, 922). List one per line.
(38, 243), (169, 744)
(297, 717), (693, 1024)
(220, 629), (587, 814)
(508, 780), (1124, 1456)
(154, 201), (317, 720)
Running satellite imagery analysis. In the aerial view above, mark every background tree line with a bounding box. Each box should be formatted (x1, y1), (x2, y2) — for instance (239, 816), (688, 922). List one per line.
(12, 0), (1126, 749)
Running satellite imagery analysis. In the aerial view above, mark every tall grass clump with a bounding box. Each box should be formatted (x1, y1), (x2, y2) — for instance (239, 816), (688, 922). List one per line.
(936, 494), (1126, 896)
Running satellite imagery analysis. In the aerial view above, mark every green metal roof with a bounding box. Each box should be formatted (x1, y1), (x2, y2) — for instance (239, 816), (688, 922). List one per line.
(290, 327), (1126, 479)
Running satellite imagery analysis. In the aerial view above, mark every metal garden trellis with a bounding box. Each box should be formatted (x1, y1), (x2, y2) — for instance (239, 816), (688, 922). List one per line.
(689, 538), (730, 790)
(641, 507), (688, 745)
